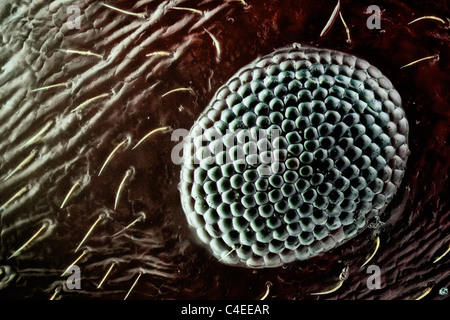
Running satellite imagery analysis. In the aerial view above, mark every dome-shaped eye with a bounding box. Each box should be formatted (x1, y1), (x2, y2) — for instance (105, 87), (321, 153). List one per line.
(179, 45), (409, 268)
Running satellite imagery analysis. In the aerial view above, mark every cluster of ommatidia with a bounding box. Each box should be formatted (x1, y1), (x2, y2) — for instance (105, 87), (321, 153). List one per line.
(179, 45), (409, 268)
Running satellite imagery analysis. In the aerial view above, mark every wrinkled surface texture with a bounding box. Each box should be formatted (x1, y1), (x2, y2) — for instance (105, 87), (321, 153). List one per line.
(0, 0), (449, 299)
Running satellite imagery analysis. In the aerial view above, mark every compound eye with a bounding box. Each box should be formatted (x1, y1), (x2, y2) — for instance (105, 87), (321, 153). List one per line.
(179, 45), (409, 268)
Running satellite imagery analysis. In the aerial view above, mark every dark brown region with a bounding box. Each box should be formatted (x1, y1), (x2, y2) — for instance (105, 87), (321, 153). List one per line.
(0, 0), (448, 299)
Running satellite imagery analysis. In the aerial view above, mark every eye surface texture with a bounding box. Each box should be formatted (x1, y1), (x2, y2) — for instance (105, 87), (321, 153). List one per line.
(180, 45), (409, 268)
